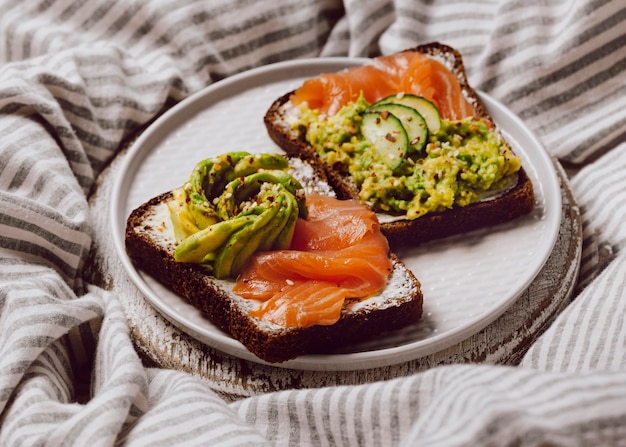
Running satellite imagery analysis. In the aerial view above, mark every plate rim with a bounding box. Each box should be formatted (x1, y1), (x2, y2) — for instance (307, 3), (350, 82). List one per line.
(110, 57), (562, 371)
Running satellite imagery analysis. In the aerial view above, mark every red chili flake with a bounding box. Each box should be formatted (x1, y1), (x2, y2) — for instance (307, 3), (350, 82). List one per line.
(385, 133), (397, 142)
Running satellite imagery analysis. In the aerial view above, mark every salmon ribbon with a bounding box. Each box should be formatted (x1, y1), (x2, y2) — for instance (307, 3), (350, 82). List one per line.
(170, 152), (307, 279)
(290, 51), (476, 119)
(233, 194), (393, 328)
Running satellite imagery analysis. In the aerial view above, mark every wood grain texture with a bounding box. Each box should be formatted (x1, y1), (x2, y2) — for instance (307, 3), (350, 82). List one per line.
(86, 149), (581, 401)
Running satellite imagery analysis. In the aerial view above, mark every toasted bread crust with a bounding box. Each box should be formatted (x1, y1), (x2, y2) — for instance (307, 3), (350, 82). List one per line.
(263, 42), (535, 247)
(125, 191), (423, 363)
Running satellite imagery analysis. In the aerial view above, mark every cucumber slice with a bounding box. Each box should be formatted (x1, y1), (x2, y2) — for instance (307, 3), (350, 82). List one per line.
(360, 111), (408, 170)
(368, 103), (428, 153)
(373, 94), (441, 133)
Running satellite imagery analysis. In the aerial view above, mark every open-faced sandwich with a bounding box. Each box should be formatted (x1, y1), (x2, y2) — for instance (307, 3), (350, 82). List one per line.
(126, 43), (536, 364)
(264, 42), (535, 246)
(125, 152), (423, 363)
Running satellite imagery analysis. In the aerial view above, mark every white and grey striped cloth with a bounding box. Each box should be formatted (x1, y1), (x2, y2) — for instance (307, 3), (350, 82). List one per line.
(1, 0), (625, 445)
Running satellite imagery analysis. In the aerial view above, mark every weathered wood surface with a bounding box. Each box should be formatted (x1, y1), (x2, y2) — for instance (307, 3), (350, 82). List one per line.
(87, 150), (581, 401)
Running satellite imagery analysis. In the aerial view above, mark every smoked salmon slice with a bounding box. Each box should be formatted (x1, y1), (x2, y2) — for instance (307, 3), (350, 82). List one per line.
(232, 194), (392, 328)
(290, 51), (476, 120)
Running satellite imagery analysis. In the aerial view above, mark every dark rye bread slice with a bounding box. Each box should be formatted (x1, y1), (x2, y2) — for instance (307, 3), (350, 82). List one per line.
(124, 160), (423, 364)
(263, 42), (535, 247)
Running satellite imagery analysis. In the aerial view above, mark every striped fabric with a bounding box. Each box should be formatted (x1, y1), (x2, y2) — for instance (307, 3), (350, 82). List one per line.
(0, 0), (625, 445)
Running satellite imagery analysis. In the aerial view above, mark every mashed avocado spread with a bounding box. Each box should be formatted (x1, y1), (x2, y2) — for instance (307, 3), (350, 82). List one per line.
(294, 96), (522, 220)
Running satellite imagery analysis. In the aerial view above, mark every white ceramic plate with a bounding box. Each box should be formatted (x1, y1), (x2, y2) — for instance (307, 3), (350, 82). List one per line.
(111, 58), (561, 371)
